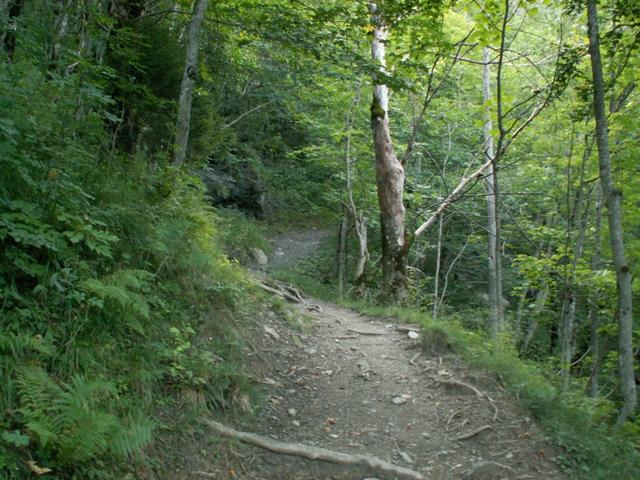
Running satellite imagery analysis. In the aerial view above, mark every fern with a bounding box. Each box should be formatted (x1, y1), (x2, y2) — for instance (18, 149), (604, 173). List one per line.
(17, 367), (153, 464)
(81, 269), (152, 334)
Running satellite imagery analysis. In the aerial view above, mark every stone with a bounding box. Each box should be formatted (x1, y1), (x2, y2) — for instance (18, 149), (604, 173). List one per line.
(249, 247), (268, 267)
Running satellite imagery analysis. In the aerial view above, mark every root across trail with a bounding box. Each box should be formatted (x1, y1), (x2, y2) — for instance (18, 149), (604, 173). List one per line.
(197, 295), (565, 479)
(173, 231), (567, 479)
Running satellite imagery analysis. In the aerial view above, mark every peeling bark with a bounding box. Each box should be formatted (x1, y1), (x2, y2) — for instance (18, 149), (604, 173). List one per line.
(369, 2), (407, 300)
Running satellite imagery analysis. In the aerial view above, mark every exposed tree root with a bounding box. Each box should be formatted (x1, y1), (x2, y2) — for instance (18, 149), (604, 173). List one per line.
(205, 419), (425, 480)
(347, 328), (386, 336)
(436, 378), (499, 420)
(257, 281), (301, 303)
(409, 352), (422, 366)
(451, 424), (493, 441)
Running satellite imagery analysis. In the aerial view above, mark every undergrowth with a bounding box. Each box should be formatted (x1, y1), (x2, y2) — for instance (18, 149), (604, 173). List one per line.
(0, 59), (256, 479)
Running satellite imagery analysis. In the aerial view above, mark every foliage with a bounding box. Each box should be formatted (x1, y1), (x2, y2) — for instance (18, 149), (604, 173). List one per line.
(0, 4), (253, 477)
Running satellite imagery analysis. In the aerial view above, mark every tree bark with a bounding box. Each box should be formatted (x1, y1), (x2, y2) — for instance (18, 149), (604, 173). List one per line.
(559, 140), (590, 387)
(432, 213), (443, 321)
(173, 0), (208, 167)
(344, 83), (369, 286)
(337, 215), (348, 295)
(1, 0), (23, 62)
(49, 0), (73, 71)
(520, 285), (549, 354)
(587, 185), (603, 397)
(369, 2), (407, 300)
(483, 47), (504, 338)
(586, 0), (636, 426)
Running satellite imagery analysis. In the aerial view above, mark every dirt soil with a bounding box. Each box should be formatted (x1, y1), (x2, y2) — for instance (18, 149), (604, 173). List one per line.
(267, 229), (331, 270)
(183, 232), (567, 480)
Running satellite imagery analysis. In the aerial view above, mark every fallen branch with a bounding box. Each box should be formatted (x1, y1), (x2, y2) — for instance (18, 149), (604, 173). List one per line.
(205, 419), (424, 480)
(451, 424), (493, 441)
(347, 328), (386, 336)
(257, 281), (301, 303)
(409, 352), (421, 367)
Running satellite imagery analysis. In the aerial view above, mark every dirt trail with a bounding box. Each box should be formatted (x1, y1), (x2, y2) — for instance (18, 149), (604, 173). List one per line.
(267, 229), (330, 270)
(191, 232), (567, 479)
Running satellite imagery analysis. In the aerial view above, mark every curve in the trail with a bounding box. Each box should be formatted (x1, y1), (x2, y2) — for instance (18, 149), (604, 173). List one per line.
(268, 229), (331, 270)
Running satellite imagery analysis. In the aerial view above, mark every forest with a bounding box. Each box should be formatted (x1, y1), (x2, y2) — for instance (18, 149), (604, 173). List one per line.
(0, 0), (638, 478)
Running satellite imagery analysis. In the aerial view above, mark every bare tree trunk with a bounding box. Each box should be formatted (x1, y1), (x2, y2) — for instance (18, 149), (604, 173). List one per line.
(50, 0), (73, 70)
(587, 185), (603, 397)
(173, 0), (208, 167)
(587, 0), (636, 426)
(369, 2), (407, 300)
(353, 212), (369, 283)
(559, 140), (590, 387)
(336, 216), (348, 295)
(520, 285), (549, 354)
(514, 286), (528, 340)
(432, 213), (444, 321)
(483, 47), (504, 338)
(344, 83), (369, 286)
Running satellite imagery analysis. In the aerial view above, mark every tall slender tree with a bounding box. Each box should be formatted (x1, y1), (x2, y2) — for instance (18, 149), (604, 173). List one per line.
(586, 0), (636, 426)
(173, 0), (208, 167)
(482, 46), (504, 337)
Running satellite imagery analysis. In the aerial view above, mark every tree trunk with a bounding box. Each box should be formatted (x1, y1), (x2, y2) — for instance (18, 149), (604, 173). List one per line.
(432, 213), (444, 321)
(587, 185), (604, 397)
(369, 2), (407, 300)
(353, 211), (369, 284)
(520, 285), (549, 354)
(483, 47), (504, 338)
(587, 0), (636, 426)
(514, 286), (528, 340)
(173, 0), (208, 167)
(559, 140), (590, 387)
(337, 216), (348, 295)
(49, 0), (73, 71)
(344, 83), (369, 286)
(1, 0), (23, 62)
